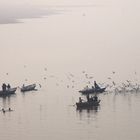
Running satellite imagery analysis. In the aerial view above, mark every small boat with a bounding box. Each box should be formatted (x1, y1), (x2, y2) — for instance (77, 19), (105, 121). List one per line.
(76, 100), (100, 109)
(79, 87), (106, 94)
(21, 84), (36, 92)
(79, 81), (106, 94)
(0, 87), (17, 97)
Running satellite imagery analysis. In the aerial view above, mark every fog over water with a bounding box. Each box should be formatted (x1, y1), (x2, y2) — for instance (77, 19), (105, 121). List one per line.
(0, 0), (140, 140)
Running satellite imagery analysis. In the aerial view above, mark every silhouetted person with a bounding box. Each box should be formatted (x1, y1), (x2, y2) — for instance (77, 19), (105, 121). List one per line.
(94, 81), (100, 90)
(7, 84), (11, 90)
(90, 96), (94, 101)
(79, 97), (82, 103)
(86, 94), (90, 102)
(94, 95), (98, 102)
(2, 83), (6, 91)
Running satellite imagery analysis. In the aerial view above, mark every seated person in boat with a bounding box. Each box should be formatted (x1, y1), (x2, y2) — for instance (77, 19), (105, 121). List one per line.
(90, 96), (94, 102)
(93, 95), (98, 102)
(79, 97), (83, 103)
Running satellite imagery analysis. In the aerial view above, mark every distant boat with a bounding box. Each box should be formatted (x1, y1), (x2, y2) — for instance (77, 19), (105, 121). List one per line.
(0, 87), (17, 97)
(76, 100), (100, 109)
(79, 87), (106, 94)
(21, 84), (36, 92)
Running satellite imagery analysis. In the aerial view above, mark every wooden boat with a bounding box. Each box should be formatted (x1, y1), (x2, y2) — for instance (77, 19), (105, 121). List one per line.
(21, 84), (36, 92)
(79, 87), (106, 94)
(76, 100), (100, 109)
(0, 87), (17, 97)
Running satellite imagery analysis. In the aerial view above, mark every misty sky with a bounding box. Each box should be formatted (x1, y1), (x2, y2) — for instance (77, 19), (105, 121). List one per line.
(0, 0), (140, 83)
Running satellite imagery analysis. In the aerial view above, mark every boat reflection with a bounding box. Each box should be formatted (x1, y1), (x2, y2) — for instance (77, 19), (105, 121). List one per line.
(76, 105), (100, 113)
(0, 94), (16, 109)
(76, 105), (100, 122)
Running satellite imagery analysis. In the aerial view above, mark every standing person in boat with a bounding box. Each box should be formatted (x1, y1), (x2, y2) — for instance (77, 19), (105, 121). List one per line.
(7, 84), (11, 90)
(94, 81), (100, 90)
(2, 83), (7, 91)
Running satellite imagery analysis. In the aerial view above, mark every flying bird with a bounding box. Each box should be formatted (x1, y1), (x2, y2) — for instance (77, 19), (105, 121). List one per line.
(112, 71), (115, 74)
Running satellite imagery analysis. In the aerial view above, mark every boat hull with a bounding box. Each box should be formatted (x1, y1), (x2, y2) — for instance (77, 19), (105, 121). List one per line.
(76, 100), (100, 108)
(21, 84), (36, 92)
(0, 88), (17, 97)
(79, 87), (106, 94)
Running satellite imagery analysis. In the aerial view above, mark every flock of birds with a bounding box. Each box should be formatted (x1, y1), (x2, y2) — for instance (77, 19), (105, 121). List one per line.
(105, 80), (140, 93)
(4, 66), (140, 94)
(41, 69), (140, 94)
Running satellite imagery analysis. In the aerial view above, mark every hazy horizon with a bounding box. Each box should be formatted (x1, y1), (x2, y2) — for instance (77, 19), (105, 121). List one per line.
(0, 0), (140, 83)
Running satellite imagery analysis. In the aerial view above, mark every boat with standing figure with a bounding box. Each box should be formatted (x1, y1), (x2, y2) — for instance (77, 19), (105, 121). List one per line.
(79, 81), (106, 94)
(79, 87), (106, 94)
(0, 87), (17, 97)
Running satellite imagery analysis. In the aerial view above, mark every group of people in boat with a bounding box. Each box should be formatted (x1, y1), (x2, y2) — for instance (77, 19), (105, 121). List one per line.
(87, 94), (98, 102)
(79, 94), (98, 103)
(2, 83), (11, 91)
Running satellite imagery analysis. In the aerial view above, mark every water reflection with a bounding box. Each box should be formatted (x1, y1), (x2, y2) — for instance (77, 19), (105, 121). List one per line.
(0, 95), (16, 109)
(76, 105), (99, 113)
(76, 105), (100, 122)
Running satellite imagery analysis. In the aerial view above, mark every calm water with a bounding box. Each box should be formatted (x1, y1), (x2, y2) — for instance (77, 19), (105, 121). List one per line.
(0, 88), (140, 140)
(0, 1), (140, 140)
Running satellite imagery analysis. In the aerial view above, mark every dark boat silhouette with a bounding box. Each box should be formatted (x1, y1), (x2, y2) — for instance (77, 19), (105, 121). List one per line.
(76, 100), (100, 109)
(79, 87), (106, 94)
(79, 81), (106, 94)
(0, 87), (17, 97)
(21, 84), (36, 92)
